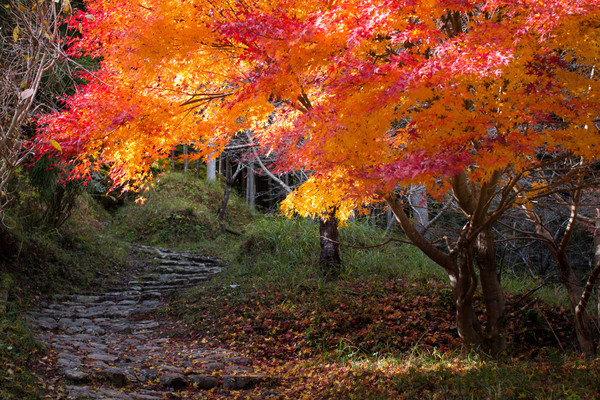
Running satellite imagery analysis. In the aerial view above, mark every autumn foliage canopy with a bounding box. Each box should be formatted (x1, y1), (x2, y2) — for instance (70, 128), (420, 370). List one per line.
(37, 0), (600, 216)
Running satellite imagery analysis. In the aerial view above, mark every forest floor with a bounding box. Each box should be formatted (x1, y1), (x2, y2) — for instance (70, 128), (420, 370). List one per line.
(25, 241), (600, 400)
(4, 173), (600, 399)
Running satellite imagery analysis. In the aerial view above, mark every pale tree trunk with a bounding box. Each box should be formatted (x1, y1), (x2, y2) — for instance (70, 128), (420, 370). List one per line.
(409, 184), (429, 234)
(521, 190), (596, 357)
(558, 251), (597, 358)
(386, 206), (394, 230)
(577, 211), (600, 359)
(206, 157), (217, 181)
(183, 144), (189, 176)
(245, 160), (255, 209)
(518, 184), (596, 357)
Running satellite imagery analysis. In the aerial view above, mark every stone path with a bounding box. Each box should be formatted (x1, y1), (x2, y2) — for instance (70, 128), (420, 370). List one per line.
(30, 244), (270, 399)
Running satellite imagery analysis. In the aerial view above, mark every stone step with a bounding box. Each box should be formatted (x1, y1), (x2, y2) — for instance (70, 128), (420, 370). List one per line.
(137, 273), (212, 283)
(136, 282), (203, 292)
(153, 264), (220, 274)
(153, 252), (222, 264)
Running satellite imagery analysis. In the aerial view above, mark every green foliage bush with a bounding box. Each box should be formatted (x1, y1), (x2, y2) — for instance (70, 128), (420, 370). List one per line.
(27, 155), (83, 229)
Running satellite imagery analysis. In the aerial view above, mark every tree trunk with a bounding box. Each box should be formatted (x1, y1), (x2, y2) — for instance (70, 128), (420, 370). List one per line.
(576, 260), (600, 360)
(183, 144), (189, 176)
(385, 192), (485, 350)
(217, 157), (243, 226)
(246, 160), (255, 209)
(171, 147), (176, 171)
(476, 226), (506, 356)
(217, 157), (233, 223)
(409, 184), (429, 234)
(518, 187), (596, 357)
(217, 181), (233, 224)
(319, 210), (342, 279)
(206, 157), (217, 180)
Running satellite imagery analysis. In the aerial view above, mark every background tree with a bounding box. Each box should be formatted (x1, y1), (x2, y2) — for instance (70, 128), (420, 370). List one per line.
(0, 0), (72, 220)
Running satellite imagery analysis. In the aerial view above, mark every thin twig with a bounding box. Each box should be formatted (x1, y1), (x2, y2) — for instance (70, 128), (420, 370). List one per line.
(318, 236), (413, 249)
(509, 281), (551, 309)
(506, 298), (538, 319)
(539, 308), (565, 352)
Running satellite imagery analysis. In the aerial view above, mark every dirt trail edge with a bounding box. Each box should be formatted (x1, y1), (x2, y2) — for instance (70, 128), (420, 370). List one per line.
(30, 244), (270, 400)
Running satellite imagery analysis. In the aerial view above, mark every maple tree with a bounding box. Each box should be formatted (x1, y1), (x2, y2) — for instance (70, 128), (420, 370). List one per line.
(37, 0), (600, 355)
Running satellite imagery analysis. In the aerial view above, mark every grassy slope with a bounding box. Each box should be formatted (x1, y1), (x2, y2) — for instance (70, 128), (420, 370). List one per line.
(110, 172), (253, 255)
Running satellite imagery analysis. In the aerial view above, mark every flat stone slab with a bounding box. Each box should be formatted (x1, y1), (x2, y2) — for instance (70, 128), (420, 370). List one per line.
(189, 374), (219, 390)
(160, 372), (188, 389)
(222, 374), (266, 390)
(64, 369), (90, 384)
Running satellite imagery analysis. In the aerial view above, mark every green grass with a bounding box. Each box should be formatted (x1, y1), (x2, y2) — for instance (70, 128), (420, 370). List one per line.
(0, 304), (44, 400)
(230, 216), (445, 287)
(502, 273), (573, 308)
(312, 353), (600, 399)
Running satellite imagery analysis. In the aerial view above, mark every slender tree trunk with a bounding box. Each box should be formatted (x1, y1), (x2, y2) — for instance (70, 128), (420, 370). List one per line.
(217, 157), (243, 227)
(183, 144), (189, 176)
(520, 196), (596, 357)
(171, 147), (176, 172)
(217, 157), (233, 223)
(217, 183), (233, 223)
(195, 159), (200, 179)
(576, 259), (600, 360)
(386, 206), (394, 230)
(409, 184), (429, 234)
(246, 160), (255, 209)
(206, 157), (217, 180)
(319, 210), (341, 279)
(476, 226), (506, 356)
